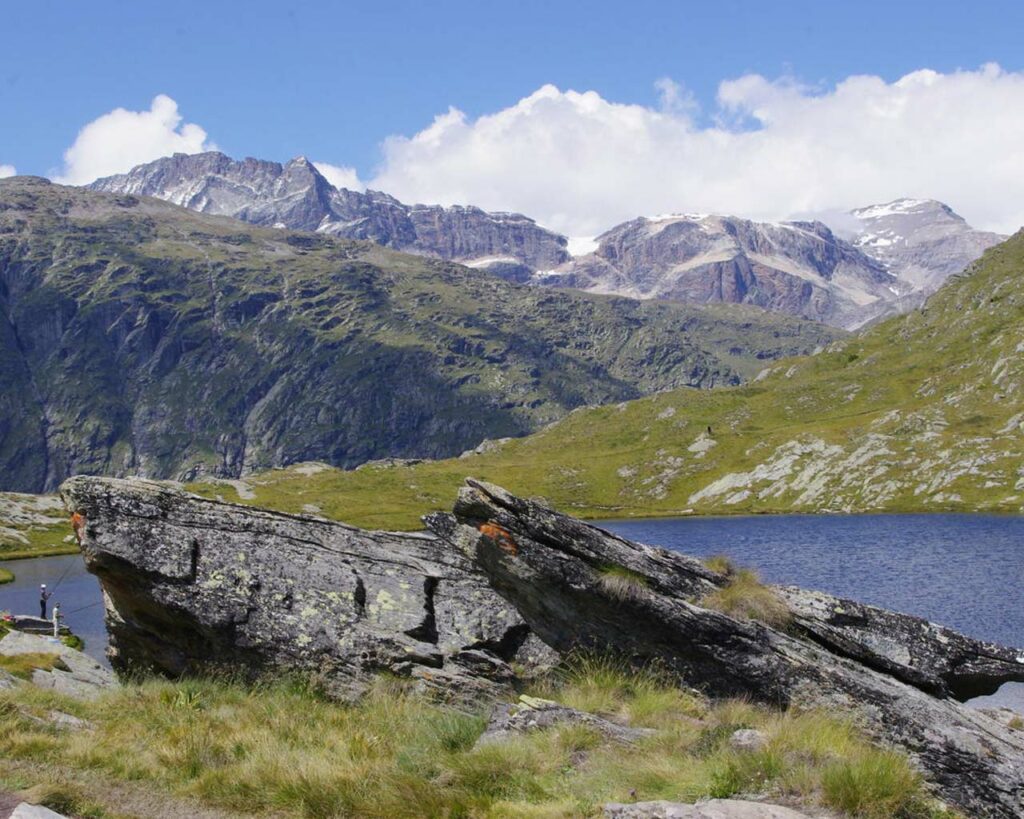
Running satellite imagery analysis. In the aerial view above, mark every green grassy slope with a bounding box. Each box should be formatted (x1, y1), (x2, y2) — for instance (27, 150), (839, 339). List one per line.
(0, 177), (839, 494)
(191, 231), (1024, 529)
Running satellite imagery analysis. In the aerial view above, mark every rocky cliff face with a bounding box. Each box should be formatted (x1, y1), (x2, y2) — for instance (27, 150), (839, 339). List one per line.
(90, 152), (570, 277)
(64, 474), (1024, 817)
(537, 215), (901, 329)
(0, 177), (839, 493)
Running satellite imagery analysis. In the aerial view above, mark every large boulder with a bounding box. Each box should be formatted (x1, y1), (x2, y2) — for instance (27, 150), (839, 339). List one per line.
(61, 474), (1024, 816)
(427, 479), (1024, 818)
(59, 476), (544, 701)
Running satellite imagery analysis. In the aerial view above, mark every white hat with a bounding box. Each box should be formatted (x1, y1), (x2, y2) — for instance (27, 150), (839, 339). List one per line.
(41, 583), (46, 588)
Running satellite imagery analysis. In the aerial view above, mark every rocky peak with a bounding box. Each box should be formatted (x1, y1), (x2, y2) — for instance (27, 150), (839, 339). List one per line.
(538, 212), (897, 328)
(90, 152), (569, 274)
(849, 198), (1006, 291)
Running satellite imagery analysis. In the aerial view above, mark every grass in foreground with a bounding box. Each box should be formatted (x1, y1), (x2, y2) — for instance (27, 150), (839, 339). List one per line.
(0, 656), (956, 819)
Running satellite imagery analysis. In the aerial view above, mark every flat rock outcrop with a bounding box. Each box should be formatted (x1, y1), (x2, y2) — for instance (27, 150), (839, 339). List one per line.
(0, 631), (116, 699)
(60, 476), (541, 701)
(603, 800), (815, 819)
(63, 474), (1024, 816)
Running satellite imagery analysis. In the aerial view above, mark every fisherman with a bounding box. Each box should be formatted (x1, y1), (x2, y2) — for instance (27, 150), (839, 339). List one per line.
(52, 602), (61, 638)
(39, 583), (52, 619)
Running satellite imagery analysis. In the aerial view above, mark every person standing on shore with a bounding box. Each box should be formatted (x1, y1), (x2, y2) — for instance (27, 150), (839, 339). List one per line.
(39, 584), (52, 619)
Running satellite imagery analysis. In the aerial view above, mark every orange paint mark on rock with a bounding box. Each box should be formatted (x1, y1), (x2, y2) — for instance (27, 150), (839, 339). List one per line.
(70, 511), (85, 543)
(478, 522), (518, 555)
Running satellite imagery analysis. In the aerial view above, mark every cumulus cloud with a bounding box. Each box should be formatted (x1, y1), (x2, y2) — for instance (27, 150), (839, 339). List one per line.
(0, 164), (15, 179)
(54, 95), (214, 185)
(370, 65), (1024, 236)
(313, 161), (364, 191)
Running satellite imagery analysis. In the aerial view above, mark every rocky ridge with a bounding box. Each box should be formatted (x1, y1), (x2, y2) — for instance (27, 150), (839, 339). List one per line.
(89, 154), (1006, 329)
(63, 474), (1024, 817)
(89, 152), (569, 279)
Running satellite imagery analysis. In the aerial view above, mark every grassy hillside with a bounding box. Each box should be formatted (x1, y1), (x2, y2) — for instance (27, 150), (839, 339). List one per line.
(0, 177), (838, 494)
(190, 231), (1024, 529)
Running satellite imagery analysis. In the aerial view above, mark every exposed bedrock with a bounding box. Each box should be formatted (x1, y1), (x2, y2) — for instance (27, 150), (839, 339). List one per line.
(62, 475), (1024, 816)
(428, 479), (1024, 818)
(59, 476), (550, 701)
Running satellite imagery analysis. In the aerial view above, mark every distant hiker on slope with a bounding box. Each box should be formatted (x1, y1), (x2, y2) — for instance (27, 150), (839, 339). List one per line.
(39, 584), (52, 619)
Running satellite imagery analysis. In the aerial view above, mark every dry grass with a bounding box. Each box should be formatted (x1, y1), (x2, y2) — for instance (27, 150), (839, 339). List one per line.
(701, 568), (792, 628)
(596, 566), (649, 602)
(0, 659), (955, 818)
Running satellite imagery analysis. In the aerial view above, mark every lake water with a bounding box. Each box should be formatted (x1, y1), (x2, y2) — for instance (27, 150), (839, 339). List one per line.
(2, 513), (1023, 708)
(596, 513), (1024, 710)
(0, 553), (108, 667)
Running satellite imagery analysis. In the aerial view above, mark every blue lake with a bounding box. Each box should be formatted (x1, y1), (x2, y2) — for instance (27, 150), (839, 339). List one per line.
(0, 553), (108, 667)
(3, 513), (1023, 708)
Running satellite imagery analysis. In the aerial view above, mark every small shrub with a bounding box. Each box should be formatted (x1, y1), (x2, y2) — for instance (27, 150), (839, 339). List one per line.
(700, 569), (791, 628)
(61, 634), (85, 651)
(1008, 715), (1024, 730)
(597, 565), (649, 602)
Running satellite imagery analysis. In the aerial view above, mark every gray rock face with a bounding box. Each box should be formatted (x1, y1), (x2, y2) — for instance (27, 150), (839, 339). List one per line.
(850, 198), (1006, 293)
(536, 215), (901, 329)
(89, 152), (570, 274)
(429, 479), (1024, 818)
(59, 476), (542, 702)
(475, 694), (655, 748)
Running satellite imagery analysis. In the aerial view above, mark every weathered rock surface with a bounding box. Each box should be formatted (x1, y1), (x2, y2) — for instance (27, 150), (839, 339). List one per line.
(428, 479), (1024, 818)
(59, 476), (543, 701)
(475, 694), (654, 748)
(781, 586), (1024, 700)
(603, 800), (815, 819)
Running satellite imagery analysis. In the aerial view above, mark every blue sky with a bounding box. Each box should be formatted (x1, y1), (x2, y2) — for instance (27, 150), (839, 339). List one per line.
(4, 1), (1024, 234)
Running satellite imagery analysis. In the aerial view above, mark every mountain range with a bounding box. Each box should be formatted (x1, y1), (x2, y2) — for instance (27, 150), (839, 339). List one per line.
(0, 177), (838, 494)
(190, 225), (1024, 528)
(92, 152), (1005, 328)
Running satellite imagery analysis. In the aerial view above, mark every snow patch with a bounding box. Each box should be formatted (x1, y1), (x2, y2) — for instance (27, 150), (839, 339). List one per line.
(567, 236), (599, 256)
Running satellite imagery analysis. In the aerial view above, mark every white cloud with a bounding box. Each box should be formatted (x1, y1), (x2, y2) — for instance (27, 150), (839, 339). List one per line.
(54, 95), (215, 185)
(313, 161), (364, 191)
(370, 65), (1024, 236)
(0, 164), (15, 179)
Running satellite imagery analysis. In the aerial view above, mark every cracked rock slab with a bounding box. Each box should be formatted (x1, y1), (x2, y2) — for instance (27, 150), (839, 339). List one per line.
(60, 476), (551, 702)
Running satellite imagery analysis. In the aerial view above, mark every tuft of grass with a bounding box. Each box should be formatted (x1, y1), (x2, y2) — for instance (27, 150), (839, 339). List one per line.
(0, 652), (62, 680)
(702, 554), (735, 576)
(821, 750), (928, 818)
(1008, 715), (1024, 731)
(700, 568), (791, 629)
(16, 782), (106, 818)
(0, 567), (13, 584)
(61, 634), (85, 651)
(596, 565), (649, 602)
